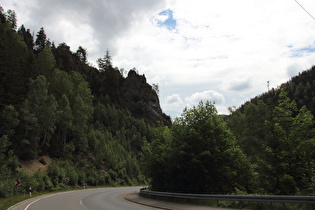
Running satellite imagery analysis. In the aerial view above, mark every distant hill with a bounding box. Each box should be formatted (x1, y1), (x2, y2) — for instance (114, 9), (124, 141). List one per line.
(239, 66), (315, 115)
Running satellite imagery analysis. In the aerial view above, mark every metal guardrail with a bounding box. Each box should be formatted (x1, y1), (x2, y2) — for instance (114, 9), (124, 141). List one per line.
(140, 189), (315, 204)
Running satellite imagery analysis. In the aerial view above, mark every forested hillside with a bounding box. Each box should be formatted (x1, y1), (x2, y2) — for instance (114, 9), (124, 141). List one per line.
(0, 6), (170, 198)
(226, 67), (315, 195)
(1, 6), (315, 201)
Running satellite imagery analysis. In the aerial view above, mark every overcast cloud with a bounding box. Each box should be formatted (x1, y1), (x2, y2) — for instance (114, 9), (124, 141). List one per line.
(2, 0), (315, 119)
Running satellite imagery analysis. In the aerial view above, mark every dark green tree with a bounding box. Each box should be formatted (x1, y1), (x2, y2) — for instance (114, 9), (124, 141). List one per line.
(35, 27), (47, 52)
(229, 88), (315, 194)
(34, 44), (56, 76)
(53, 42), (75, 72)
(76, 46), (87, 63)
(142, 125), (173, 190)
(18, 25), (34, 50)
(172, 101), (252, 193)
(54, 94), (73, 155)
(0, 105), (19, 138)
(17, 76), (58, 158)
(0, 6), (6, 23)
(69, 71), (94, 153)
(6, 9), (17, 30)
(0, 12), (34, 107)
(17, 98), (39, 159)
(144, 101), (252, 193)
(0, 136), (14, 197)
(97, 49), (112, 71)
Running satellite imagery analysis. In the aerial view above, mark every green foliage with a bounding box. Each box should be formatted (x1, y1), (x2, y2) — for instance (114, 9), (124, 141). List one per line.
(144, 101), (252, 194)
(33, 170), (53, 191)
(0, 10), (34, 107)
(53, 43), (75, 72)
(0, 135), (17, 197)
(0, 165), (14, 197)
(35, 27), (47, 52)
(16, 76), (58, 157)
(228, 87), (315, 195)
(142, 125), (173, 191)
(18, 25), (34, 50)
(34, 45), (56, 76)
(97, 49), (112, 71)
(76, 46), (87, 63)
(5, 9), (17, 30)
(0, 105), (19, 138)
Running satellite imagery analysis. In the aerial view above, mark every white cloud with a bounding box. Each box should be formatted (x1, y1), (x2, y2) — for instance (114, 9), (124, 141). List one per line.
(2, 0), (315, 119)
(2, 0), (167, 63)
(227, 78), (252, 91)
(185, 90), (225, 106)
(165, 94), (183, 107)
(163, 90), (227, 119)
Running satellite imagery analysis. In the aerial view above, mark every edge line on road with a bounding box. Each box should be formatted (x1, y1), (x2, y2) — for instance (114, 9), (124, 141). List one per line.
(123, 191), (178, 210)
(24, 198), (40, 210)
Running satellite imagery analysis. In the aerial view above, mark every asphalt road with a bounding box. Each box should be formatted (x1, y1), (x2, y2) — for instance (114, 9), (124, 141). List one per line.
(10, 187), (153, 210)
(9, 187), (231, 210)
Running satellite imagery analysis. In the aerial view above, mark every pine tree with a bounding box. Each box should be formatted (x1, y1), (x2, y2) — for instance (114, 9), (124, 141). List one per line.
(97, 49), (112, 71)
(35, 27), (47, 52)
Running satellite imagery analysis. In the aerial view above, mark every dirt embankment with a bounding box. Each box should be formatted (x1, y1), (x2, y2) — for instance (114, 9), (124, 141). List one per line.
(17, 155), (52, 174)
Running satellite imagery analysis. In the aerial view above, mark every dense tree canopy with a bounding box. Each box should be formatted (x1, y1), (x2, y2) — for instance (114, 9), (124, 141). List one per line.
(144, 101), (252, 193)
(227, 88), (315, 194)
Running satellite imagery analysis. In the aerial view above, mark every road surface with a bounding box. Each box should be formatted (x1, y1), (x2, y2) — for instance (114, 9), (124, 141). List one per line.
(9, 187), (152, 210)
(9, 186), (231, 210)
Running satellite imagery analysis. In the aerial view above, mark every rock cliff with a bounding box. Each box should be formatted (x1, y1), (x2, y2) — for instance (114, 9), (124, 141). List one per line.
(121, 70), (171, 126)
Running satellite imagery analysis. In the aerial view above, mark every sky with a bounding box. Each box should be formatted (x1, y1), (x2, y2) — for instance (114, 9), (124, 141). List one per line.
(2, 0), (315, 119)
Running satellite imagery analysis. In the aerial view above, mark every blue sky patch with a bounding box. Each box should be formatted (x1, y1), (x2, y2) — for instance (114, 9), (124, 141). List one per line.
(157, 9), (177, 30)
(290, 46), (315, 57)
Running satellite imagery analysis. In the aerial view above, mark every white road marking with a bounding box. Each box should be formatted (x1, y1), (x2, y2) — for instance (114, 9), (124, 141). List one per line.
(24, 199), (40, 210)
(24, 194), (55, 210)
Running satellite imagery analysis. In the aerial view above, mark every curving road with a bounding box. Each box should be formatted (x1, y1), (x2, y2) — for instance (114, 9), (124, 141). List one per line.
(10, 187), (154, 210)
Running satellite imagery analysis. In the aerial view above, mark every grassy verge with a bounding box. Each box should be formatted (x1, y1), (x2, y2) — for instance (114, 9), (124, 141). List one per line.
(0, 194), (31, 210)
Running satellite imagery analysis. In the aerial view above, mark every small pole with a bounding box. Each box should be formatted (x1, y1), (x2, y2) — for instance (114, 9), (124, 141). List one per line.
(267, 81), (270, 91)
(29, 187), (32, 197)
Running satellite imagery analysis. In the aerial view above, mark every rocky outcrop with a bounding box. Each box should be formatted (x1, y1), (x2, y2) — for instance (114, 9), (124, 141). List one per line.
(121, 70), (171, 126)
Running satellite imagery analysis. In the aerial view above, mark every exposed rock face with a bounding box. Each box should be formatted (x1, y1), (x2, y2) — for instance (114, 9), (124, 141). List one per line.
(121, 70), (171, 126)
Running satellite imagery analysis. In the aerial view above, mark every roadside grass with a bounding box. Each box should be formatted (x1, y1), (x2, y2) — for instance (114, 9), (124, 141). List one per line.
(0, 193), (31, 210)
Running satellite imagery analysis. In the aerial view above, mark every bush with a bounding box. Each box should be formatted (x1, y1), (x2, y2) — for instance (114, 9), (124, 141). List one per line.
(33, 170), (53, 191)
(108, 169), (117, 181)
(47, 162), (65, 187)
(0, 166), (14, 198)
